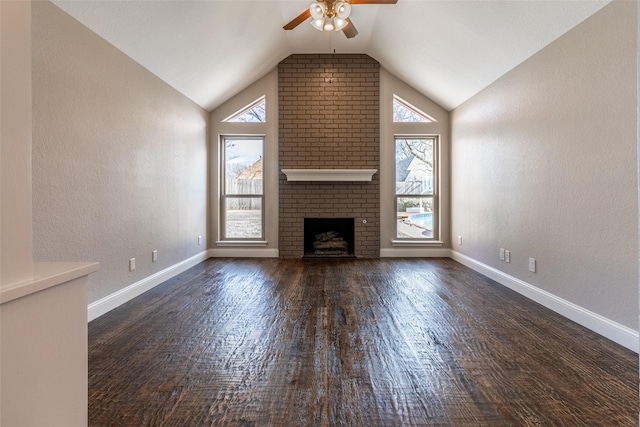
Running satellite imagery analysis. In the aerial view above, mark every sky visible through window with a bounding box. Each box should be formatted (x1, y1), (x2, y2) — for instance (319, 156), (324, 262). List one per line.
(393, 95), (434, 123)
(223, 96), (266, 123)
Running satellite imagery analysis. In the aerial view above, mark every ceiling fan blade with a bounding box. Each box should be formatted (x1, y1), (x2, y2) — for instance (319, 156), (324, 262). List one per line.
(350, 0), (398, 4)
(342, 18), (358, 39)
(283, 9), (311, 30)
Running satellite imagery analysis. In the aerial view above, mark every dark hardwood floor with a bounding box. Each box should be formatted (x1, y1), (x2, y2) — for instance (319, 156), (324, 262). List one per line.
(88, 258), (638, 426)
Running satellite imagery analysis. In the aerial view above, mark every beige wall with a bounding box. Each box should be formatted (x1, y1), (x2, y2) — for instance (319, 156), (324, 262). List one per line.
(1, 0), (33, 286)
(32, 1), (209, 304)
(209, 69), (279, 256)
(380, 68), (450, 256)
(28, 0), (638, 343)
(451, 1), (638, 329)
(209, 61), (451, 259)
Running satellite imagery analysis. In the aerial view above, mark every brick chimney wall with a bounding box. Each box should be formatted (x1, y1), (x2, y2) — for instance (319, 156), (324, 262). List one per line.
(278, 54), (380, 258)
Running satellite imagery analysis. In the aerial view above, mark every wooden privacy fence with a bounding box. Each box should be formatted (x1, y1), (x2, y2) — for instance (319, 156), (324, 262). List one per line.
(226, 179), (263, 210)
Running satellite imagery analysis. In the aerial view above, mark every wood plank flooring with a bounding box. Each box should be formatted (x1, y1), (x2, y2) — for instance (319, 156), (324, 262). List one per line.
(88, 258), (638, 426)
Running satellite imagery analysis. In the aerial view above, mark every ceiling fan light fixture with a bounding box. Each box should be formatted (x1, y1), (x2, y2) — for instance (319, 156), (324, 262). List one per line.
(310, 17), (325, 31)
(334, 17), (348, 31)
(335, 2), (351, 19)
(310, 2), (326, 20)
(286, 0), (396, 37)
(323, 17), (335, 31)
(309, 1), (349, 32)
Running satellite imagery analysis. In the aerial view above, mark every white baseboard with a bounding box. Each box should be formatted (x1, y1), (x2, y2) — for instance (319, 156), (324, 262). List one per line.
(380, 248), (452, 257)
(208, 248), (279, 258)
(88, 246), (638, 353)
(450, 250), (639, 353)
(87, 251), (209, 322)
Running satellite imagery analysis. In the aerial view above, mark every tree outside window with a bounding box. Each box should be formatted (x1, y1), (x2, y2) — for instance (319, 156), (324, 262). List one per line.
(395, 137), (437, 239)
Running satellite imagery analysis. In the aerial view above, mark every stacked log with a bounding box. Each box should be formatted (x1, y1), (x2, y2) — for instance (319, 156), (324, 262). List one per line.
(313, 231), (349, 255)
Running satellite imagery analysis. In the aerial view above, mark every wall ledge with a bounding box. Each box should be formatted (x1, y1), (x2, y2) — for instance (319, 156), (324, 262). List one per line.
(215, 240), (268, 247)
(390, 240), (445, 247)
(380, 247), (451, 257)
(209, 248), (279, 258)
(1, 262), (99, 305)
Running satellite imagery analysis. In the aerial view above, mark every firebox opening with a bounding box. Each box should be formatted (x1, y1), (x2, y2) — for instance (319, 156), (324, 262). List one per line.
(304, 218), (355, 258)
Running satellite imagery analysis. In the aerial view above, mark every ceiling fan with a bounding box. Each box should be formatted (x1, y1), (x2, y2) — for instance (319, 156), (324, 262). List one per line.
(283, 0), (398, 39)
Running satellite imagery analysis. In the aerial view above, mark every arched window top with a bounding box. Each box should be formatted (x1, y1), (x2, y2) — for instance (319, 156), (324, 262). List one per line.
(393, 95), (436, 123)
(222, 95), (266, 123)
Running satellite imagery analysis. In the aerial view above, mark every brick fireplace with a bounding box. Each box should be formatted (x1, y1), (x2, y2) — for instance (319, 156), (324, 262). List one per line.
(278, 54), (380, 258)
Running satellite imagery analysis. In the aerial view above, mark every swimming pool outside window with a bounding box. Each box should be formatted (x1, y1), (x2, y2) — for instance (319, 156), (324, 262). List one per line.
(395, 136), (438, 240)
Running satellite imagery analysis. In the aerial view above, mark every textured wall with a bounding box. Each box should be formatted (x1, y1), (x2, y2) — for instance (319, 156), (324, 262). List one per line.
(1, 0), (33, 286)
(32, 2), (209, 304)
(451, 1), (638, 329)
(209, 70), (279, 255)
(379, 68), (451, 254)
(278, 54), (380, 258)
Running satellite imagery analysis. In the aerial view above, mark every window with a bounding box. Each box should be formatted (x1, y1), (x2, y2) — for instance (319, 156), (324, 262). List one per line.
(395, 136), (437, 239)
(222, 96), (266, 123)
(393, 95), (436, 123)
(221, 136), (264, 240)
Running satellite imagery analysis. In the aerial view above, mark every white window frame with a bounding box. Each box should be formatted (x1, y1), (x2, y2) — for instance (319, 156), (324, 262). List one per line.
(220, 135), (265, 242)
(222, 95), (266, 123)
(394, 135), (439, 241)
(392, 94), (437, 123)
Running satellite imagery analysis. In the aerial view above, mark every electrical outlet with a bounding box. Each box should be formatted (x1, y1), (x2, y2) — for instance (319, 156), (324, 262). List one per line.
(129, 258), (136, 271)
(504, 250), (510, 263)
(152, 250), (158, 262)
(198, 235), (202, 246)
(458, 235), (462, 245)
(529, 258), (536, 273)
(500, 248), (505, 261)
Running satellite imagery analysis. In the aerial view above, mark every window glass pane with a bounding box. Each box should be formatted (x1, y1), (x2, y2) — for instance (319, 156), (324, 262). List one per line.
(396, 197), (433, 239)
(224, 197), (262, 239)
(225, 139), (263, 195)
(396, 138), (433, 195)
(223, 96), (266, 123)
(392, 96), (434, 123)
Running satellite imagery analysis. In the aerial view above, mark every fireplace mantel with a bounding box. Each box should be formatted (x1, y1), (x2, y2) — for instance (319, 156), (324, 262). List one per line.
(281, 169), (377, 182)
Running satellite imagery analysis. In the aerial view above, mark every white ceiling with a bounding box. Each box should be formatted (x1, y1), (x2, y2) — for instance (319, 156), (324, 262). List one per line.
(52, 0), (611, 112)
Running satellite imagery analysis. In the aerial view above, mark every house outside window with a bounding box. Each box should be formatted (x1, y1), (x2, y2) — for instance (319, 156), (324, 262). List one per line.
(220, 136), (264, 240)
(395, 136), (438, 240)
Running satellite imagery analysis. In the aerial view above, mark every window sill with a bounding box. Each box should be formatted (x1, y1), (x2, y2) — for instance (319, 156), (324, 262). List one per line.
(391, 240), (444, 247)
(216, 240), (268, 247)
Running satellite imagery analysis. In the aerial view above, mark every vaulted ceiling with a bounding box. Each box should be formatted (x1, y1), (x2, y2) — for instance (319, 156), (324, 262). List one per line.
(52, 0), (610, 112)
